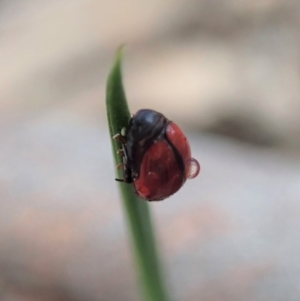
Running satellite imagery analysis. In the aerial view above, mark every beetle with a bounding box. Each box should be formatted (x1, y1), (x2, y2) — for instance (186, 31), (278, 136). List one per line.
(114, 109), (200, 201)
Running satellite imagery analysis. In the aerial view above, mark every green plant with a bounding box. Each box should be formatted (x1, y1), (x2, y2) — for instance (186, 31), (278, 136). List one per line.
(106, 47), (170, 301)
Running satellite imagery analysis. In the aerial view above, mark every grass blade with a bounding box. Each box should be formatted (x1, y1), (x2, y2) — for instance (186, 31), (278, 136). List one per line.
(106, 47), (170, 301)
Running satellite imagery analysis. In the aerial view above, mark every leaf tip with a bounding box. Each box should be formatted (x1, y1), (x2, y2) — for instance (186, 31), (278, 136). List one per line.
(113, 44), (127, 70)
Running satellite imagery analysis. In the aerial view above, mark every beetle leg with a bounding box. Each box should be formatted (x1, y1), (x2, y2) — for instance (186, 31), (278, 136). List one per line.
(116, 149), (124, 156)
(115, 178), (125, 182)
(113, 133), (126, 144)
(116, 163), (124, 170)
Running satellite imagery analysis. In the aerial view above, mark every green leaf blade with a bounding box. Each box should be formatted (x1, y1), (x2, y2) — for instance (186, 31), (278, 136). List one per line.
(106, 47), (170, 301)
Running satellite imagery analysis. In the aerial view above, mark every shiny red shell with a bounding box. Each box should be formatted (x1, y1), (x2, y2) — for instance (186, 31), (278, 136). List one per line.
(119, 109), (200, 201)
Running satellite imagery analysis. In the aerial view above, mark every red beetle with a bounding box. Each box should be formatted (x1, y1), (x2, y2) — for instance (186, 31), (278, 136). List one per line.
(114, 109), (200, 201)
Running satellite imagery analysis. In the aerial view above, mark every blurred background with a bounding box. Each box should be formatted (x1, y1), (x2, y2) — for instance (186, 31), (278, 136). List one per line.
(1, 0), (300, 300)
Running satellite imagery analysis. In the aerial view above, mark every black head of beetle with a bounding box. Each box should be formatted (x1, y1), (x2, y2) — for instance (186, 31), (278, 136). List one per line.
(124, 109), (168, 179)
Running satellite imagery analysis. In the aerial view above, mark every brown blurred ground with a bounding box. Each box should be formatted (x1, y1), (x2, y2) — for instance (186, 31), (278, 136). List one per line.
(1, 1), (300, 301)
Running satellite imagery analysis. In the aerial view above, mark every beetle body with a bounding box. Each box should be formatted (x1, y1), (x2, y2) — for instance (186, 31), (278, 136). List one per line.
(116, 109), (200, 201)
